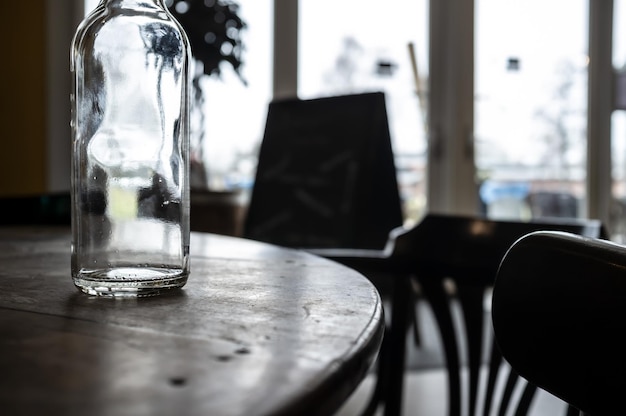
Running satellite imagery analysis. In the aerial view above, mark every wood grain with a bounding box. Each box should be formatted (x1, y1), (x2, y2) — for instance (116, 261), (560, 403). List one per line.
(0, 227), (383, 416)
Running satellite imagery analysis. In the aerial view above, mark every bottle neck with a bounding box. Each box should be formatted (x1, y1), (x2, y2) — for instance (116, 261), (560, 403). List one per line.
(100, 0), (166, 9)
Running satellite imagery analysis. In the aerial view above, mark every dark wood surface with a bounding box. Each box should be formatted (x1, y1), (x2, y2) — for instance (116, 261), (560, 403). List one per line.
(0, 227), (384, 416)
(493, 231), (626, 416)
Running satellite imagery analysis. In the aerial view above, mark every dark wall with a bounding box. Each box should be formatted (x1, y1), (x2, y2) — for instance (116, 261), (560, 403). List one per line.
(0, 1), (47, 196)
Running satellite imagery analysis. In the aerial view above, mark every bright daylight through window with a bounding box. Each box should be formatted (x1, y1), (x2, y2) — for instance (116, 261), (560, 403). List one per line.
(475, 0), (588, 221)
(83, 0), (626, 240)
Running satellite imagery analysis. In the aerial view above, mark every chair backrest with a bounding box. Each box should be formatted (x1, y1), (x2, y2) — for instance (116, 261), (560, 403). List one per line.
(388, 213), (607, 416)
(492, 230), (626, 416)
(243, 92), (403, 250)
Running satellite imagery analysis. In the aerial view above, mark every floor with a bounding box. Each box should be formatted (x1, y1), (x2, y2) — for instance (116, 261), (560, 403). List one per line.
(334, 369), (568, 416)
(334, 300), (570, 416)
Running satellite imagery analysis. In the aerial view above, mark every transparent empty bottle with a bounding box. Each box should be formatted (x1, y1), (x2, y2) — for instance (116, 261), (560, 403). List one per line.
(70, 0), (191, 297)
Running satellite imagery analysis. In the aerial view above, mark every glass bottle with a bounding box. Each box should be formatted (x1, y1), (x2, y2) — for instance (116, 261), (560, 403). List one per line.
(70, 0), (191, 297)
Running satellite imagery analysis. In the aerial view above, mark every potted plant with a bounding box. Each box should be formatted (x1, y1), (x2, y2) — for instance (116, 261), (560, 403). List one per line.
(166, 0), (247, 190)
(166, 0), (248, 236)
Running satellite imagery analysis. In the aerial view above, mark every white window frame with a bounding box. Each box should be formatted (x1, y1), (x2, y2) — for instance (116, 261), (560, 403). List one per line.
(427, 0), (477, 215)
(587, 0), (613, 226)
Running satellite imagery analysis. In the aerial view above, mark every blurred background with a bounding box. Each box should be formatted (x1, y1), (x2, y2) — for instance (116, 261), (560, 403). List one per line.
(5, 0), (626, 240)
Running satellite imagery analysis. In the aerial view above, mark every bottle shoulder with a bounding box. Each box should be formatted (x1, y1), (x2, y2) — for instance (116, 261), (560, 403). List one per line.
(72, 9), (189, 61)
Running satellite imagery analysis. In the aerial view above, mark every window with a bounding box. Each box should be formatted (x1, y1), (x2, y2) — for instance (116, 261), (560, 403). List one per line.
(299, 0), (429, 223)
(81, 1), (626, 238)
(475, 0), (588, 220)
(193, 0), (272, 190)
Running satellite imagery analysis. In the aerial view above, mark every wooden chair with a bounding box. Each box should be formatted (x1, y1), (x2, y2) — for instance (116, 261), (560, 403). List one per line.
(243, 92), (403, 250)
(492, 230), (626, 416)
(318, 213), (606, 416)
(241, 92), (607, 416)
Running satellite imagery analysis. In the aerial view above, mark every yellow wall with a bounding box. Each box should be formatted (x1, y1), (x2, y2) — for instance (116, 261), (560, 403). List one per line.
(0, 2), (47, 196)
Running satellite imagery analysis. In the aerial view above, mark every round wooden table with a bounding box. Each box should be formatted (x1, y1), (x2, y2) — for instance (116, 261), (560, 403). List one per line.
(0, 227), (384, 416)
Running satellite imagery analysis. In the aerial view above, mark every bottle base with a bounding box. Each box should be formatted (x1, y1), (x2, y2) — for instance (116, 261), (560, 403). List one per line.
(73, 266), (188, 298)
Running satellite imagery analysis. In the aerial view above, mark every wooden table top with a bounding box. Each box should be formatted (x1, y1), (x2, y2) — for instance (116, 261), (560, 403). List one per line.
(0, 227), (384, 416)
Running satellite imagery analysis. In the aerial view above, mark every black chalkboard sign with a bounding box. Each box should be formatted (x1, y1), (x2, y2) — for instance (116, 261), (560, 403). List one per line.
(244, 92), (403, 250)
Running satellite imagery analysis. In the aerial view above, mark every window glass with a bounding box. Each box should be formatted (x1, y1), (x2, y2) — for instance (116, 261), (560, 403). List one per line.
(299, 0), (429, 224)
(475, 0), (588, 221)
(196, 1), (272, 190)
